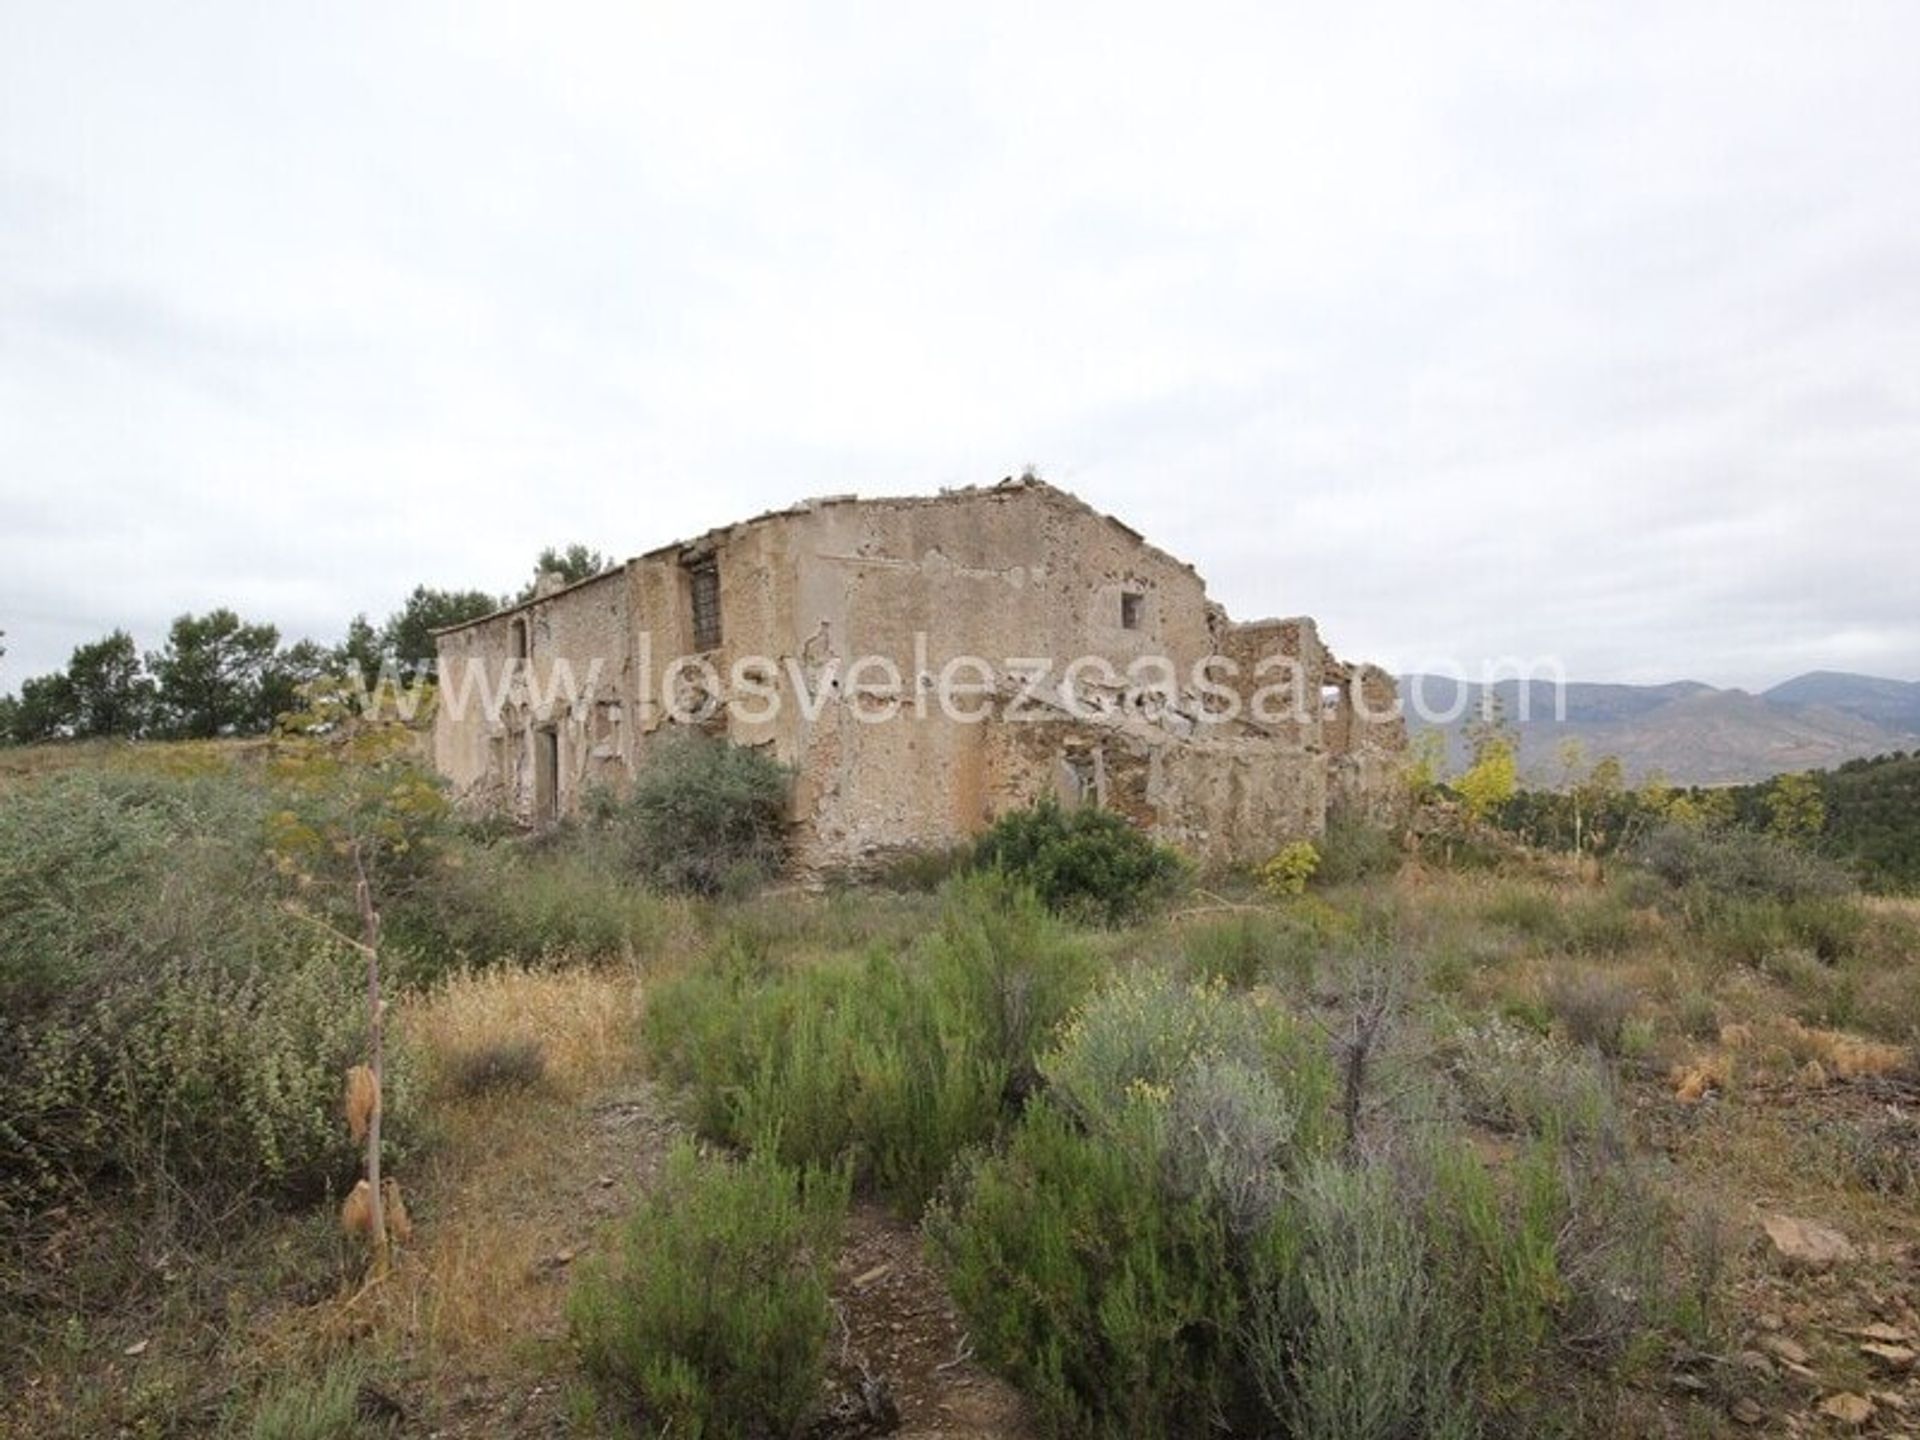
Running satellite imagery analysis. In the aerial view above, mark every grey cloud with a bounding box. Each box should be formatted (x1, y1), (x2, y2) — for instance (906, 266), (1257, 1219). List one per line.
(2, 1), (1917, 695)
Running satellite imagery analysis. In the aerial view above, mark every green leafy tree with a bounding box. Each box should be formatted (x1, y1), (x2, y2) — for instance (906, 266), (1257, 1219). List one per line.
(381, 586), (500, 681)
(1765, 771), (1826, 845)
(12, 671), (76, 742)
(1456, 740), (1518, 823)
(335, 613), (385, 686)
(260, 638), (338, 727)
(1456, 694), (1519, 824)
(517, 543), (612, 600)
(148, 609), (284, 738)
(65, 629), (154, 737)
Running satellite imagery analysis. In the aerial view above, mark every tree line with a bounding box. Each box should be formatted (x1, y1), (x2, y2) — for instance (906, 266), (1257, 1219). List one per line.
(1481, 732), (1919, 892)
(0, 544), (610, 745)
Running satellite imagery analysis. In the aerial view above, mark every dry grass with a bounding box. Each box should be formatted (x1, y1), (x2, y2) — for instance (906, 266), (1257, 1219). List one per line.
(406, 964), (643, 1101)
(0, 735), (268, 788)
(248, 964), (652, 1381)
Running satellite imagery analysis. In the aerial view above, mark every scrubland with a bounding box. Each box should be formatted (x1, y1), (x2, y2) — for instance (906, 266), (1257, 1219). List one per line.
(2, 739), (1917, 1439)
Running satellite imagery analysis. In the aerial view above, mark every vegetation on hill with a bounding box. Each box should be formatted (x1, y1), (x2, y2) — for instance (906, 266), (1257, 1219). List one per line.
(1484, 743), (1920, 893)
(6, 730), (1920, 1438)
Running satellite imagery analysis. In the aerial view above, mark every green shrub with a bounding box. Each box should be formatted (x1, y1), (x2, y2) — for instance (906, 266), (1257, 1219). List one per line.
(872, 843), (973, 892)
(1178, 912), (1322, 990)
(384, 840), (675, 978)
(1541, 966), (1637, 1056)
(569, 1142), (848, 1440)
(0, 770), (415, 1220)
(1781, 894), (1868, 963)
(1676, 886), (1867, 972)
(1696, 894), (1790, 966)
(1442, 1018), (1620, 1145)
(1248, 1160), (1471, 1440)
(611, 731), (792, 895)
(1257, 840), (1321, 897)
(929, 971), (1337, 1436)
(1633, 823), (1850, 903)
(1830, 1114), (1920, 1194)
(969, 797), (1188, 925)
(929, 1101), (1245, 1438)
(1560, 893), (1646, 956)
(1314, 819), (1403, 886)
(934, 974), (1696, 1439)
(442, 1037), (547, 1097)
(643, 875), (1096, 1212)
(926, 873), (1101, 1089)
(1480, 885), (1566, 945)
(1041, 970), (1314, 1134)
(233, 1357), (393, 1440)
(4, 934), (415, 1214)
(1676, 990), (1722, 1040)
(1165, 1058), (1304, 1239)
(0, 768), (273, 1018)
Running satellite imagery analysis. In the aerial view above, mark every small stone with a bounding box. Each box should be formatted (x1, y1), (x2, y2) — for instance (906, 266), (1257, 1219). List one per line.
(596, 1174), (614, 1188)
(1734, 1350), (1775, 1377)
(1852, 1322), (1911, 1344)
(1860, 1342), (1916, 1370)
(122, 1339), (149, 1357)
(851, 1263), (892, 1289)
(1758, 1312), (1785, 1332)
(1730, 1396), (1766, 1426)
(1819, 1393), (1874, 1426)
(1762, 1215), (1858, 1272)
(1762, 1335), (1811, 1366)
(552, 1248), (575, 1266)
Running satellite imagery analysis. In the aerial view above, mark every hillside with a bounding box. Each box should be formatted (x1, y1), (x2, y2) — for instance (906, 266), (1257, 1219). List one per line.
(1764, 671), (1920, 734)
(1406, 671), (1920, 785)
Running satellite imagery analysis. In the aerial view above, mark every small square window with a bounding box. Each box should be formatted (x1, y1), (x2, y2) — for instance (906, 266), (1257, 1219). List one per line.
(1119, 591), (1144, 630)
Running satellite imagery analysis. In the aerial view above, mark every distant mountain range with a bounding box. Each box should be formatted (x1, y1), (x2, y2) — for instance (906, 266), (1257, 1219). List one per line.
(1401, 671), (1920, 786)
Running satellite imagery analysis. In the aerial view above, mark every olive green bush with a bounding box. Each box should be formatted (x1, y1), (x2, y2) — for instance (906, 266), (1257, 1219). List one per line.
(0, 771), (415, 1222)
(968, 797), (1188, 924)
(382, 839), (675, 979)
(1313, 818), (1404, 885)
(930, 966), (1683, 1439)
(569, 1141), (848, 1440)
(606, 731), (792, 895)
(231, 1356), (393, 1440)
(1632, 822), (1850, 903)
(1178, 912), (1323, 990)
(643, 875), (1095, 1212)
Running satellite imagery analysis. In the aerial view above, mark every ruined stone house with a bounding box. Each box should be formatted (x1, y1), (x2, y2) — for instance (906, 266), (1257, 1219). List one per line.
(431, 479), (1406, 871)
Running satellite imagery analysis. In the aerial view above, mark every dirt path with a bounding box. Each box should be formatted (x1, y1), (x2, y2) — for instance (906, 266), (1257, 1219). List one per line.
(826, 1203), (1032, 1439)
(398, 1072), (1028, 1440)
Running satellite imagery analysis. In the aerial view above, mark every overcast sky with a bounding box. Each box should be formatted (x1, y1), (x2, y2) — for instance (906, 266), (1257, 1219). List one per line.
(3, 2), (1916, 695)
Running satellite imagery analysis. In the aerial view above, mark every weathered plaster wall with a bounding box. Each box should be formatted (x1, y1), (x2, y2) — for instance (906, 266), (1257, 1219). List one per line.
(430, 479), (1407, 869)
(432, 567), (635, 825)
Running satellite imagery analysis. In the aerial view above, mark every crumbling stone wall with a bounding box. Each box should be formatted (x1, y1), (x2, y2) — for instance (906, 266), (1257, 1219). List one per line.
(432, 478), (1407, 869)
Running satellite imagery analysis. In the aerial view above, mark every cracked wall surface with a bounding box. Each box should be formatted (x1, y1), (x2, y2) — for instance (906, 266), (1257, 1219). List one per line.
(433, 479), (1408, 870)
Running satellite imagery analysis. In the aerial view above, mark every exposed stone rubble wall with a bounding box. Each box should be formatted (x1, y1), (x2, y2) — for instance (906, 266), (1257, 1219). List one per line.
(432, 479), (1408, 871)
